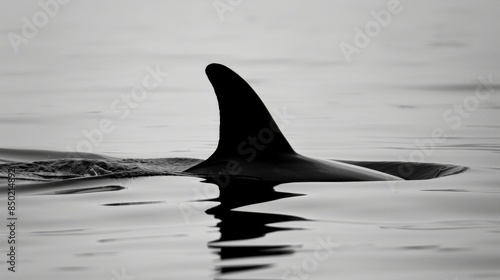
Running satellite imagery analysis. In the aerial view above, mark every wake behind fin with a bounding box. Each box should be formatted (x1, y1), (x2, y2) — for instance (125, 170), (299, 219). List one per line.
(199, 63), (295, 163)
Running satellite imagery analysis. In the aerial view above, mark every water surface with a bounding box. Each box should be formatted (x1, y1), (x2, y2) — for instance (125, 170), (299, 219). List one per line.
(1, 1), (500, 279)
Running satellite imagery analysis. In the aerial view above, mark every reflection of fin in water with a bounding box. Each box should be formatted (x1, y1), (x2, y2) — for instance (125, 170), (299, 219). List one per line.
(204, 178), (303, 213)
(210, 209), (306, 242)
(203, 178), (307, 277)
(211, 244), (298, 260)
(215, 264), (272, 275)
(205, 177), (306, 242)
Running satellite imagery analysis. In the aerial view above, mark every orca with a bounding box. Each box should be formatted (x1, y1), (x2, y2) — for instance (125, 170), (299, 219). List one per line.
(0, 63), (467, 188)
(186, 63), (403, 182)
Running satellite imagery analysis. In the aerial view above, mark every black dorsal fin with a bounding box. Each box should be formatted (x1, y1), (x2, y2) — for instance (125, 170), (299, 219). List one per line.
(202, 63), (295, 162)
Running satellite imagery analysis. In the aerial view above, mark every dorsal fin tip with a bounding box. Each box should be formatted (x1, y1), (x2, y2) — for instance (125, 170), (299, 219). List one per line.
(203, 63), (295, 161)
(206, 62), (225, 73)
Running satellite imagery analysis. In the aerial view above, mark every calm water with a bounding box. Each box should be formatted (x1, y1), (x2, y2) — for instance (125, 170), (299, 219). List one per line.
(1, 1), (500, 279)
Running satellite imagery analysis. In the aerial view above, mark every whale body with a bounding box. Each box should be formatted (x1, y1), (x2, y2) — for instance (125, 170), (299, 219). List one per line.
(186, 63), (402, 182)
(0, 64), (469, 192)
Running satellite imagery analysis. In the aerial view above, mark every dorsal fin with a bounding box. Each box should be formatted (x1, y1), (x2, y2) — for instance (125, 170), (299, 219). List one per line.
(202, 63), (295, 162)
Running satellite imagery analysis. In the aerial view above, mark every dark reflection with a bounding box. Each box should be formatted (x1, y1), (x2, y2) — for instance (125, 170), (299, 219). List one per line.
(102, 200), (165, 206)
(54, 185), (124, 195)
(216, 264), (272, 275)
(214, 245), (298, 260)
(201, 178), (307, 278)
